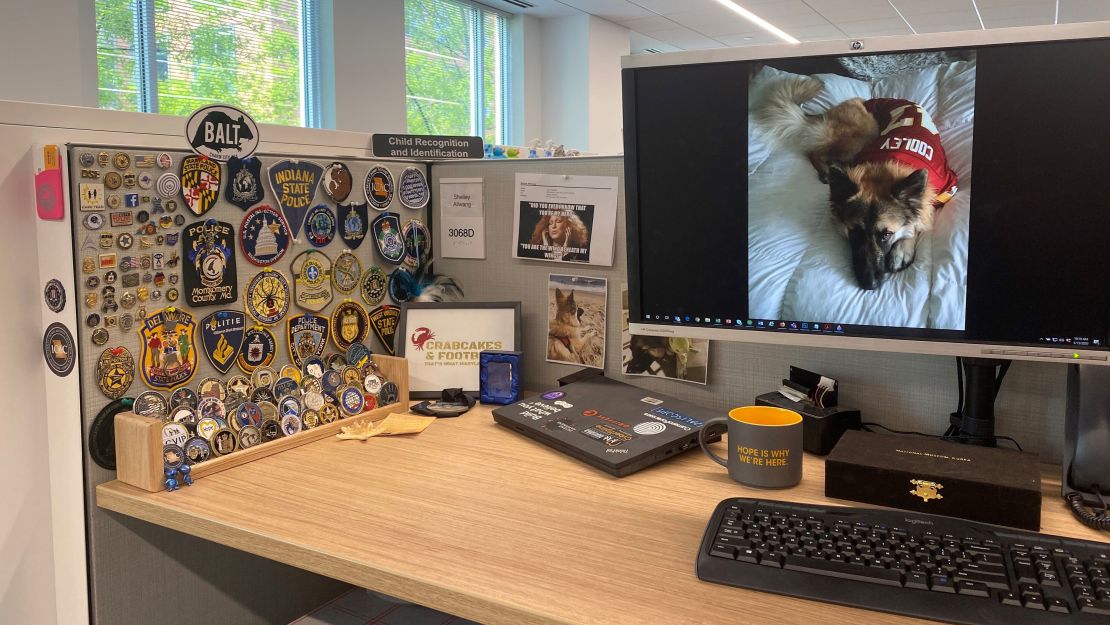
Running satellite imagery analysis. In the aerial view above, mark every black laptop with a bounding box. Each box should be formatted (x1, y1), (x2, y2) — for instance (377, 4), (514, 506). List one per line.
(492, 376), (723, 477)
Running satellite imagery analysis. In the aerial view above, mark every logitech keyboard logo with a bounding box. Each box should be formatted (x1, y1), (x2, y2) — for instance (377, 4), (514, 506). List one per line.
(904, 518), (934, 525)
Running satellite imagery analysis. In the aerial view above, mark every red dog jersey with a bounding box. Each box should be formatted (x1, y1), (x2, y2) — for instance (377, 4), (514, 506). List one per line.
(856, 98), (959, 205)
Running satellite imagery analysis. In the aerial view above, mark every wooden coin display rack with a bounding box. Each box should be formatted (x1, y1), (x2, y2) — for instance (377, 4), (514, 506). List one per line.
(114, 354), (409, 492)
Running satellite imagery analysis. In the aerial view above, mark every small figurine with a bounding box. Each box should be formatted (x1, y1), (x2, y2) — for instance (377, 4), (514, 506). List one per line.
(544, 140), (555, 158)
(528, 139), (541, 159)
(506, 146), (520, 158)
(553, 144), (566, 157)
(164, 467), (180, 491)
(491, 145), (506, 159)
(179, 463), (193, 486)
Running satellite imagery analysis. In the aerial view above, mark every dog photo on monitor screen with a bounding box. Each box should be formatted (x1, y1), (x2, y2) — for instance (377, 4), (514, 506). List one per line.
(746, 51), (974, 331)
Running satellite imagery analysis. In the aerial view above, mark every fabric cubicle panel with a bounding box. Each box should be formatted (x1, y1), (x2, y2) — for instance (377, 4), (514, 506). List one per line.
(432, 157), (1068, 462)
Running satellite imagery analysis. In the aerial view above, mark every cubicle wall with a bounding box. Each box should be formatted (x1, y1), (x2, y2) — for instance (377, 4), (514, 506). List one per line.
(432, 157), (1070, 463)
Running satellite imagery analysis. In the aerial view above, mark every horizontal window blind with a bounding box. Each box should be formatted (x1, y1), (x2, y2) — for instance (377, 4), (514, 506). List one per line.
(405, 0), (509, 144)
(96, 0), (316, 127)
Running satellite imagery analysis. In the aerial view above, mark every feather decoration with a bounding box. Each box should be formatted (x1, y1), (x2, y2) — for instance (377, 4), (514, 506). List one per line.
(391, 259), (464, 303)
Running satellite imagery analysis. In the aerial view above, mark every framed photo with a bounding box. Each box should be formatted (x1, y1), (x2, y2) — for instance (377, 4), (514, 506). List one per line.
(397, 302), (522, 398)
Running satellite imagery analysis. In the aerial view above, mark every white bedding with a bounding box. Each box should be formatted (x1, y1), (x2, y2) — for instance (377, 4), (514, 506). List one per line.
(747, 60), (975, 330)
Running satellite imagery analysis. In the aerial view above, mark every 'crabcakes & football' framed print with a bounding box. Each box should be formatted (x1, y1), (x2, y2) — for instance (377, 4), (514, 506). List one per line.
(396, 302), (520, 398)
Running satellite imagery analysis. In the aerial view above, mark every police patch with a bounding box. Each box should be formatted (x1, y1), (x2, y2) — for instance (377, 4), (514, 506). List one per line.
(398, 166), (430, 210)
(199, 309), (245, 375)
(368, 304), (400, 355)
(291, 250), (333, 312)
(402, 219), (431, 269)
(138, 307), (198, 390)
(322, 162), (353, 202)
(287, 313), (330, 369)
(225, 156), (264, 210)
(331, 300), (370, 352)
(364, 166), (394, 210)
(97, 346), (135, 399)
(338, 202), (368, 250)
(237, 326), (277, 373)
(332, 251), (361, 294)
(360, 265), (387, 306)
(304, 204), (336, 248)
(268, 159), (323, 239)
(180, 155), (221, 216)
(372, 212), (405, 264)
(239, 204), (290, 266)
(245, 269), (290, 325)
(183, 219), (237, 307)
(186, 104), (259, 162)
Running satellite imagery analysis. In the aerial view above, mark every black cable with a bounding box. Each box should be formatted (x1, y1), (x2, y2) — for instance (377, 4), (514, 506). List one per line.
(1066, 491), (1110, 531)
(956, 356), (965, 415)
(995, 360), (1011, 393)
(89, 397), (133, 470)
(863, 421), (1023, 452)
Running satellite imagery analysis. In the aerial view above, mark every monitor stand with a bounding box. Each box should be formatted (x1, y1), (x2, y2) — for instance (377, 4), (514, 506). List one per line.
(946, 357), (1009, 447)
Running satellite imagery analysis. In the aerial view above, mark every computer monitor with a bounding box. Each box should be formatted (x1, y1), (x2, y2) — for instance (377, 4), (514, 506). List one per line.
(623, 22), (1110, 366)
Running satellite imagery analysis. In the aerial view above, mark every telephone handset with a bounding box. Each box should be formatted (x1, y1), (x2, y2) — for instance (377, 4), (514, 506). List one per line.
(1063, 364), (1110, 530)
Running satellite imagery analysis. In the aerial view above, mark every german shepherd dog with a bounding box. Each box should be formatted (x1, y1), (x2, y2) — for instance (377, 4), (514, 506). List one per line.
(755, 76), (958, 290)
(548, 288), (587, 363)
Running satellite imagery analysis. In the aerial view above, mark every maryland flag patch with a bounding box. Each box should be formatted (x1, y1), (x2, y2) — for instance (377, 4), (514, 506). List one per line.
(181, 155), (222, 216)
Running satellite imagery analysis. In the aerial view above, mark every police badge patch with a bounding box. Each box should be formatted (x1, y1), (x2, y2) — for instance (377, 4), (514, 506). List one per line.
(268, 159), (323, 239)
(239, 204), (290, 266)
(338, 202), (368, 250)
(322, 162), (353, 203)
(368, 304), (401, 356)
(402, 219), (431, 269)
(372, 212), (405, 265)
(225, 156), (264, 210)
(286, 313), (330, 369)
(138, 308), (198, 390)
(180, 155), (221, 216)
(364, 166), (394, 210)
(332, 251), (361, 294)
(97, 346), (135, 399)
(237, 326), (277, 373)
(331, 300), (370, 352)
(245, 269), (290, 325)
(398, 166), (430, 210)
(360, 266), (387, 307)
(199, 309), (245, 375)
(183, 219), (237, 307)
(304, 204), (336, 248)
(291, 250), (333, 312)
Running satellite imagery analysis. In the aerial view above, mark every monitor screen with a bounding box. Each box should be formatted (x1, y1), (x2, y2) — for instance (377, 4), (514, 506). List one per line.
(623, 31), (1110, 359)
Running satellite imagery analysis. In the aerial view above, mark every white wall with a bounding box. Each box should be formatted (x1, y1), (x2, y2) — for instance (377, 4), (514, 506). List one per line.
(539, 15), (629, 154)
(0, 0), (96, 107)
(540, 15), (591, 151)
(510, 14), (543, 146)
(587, 17), (630, 154)
(331, 0), (407, 134)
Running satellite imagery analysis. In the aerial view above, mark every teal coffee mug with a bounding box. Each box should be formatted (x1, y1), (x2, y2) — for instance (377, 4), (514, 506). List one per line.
(698, 406), (803, 489)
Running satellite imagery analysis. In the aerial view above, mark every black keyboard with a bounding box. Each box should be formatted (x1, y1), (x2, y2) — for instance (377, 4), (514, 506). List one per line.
(697, 498), (1110, 624)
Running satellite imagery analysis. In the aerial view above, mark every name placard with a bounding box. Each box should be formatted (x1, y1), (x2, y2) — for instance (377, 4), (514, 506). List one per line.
(372, 134), (483, 159)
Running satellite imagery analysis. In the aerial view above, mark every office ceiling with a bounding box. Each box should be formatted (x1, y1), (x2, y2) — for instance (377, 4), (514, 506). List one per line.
(492, 0), (1110, 53)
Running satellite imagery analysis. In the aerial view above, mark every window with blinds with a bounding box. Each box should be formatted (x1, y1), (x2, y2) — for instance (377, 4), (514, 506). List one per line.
(95, 0), (320, 127)
(405, 0), (510, 145)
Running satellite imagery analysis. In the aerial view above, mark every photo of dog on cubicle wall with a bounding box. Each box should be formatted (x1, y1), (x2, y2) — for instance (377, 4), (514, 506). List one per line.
(747, 50), (975, 331)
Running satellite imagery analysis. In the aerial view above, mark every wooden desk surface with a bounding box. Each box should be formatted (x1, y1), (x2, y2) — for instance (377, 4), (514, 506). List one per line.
(98, 404), (1106, 625)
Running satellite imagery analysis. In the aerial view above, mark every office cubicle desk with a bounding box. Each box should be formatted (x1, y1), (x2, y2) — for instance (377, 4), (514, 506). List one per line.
(97, 403), (1104, 625)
